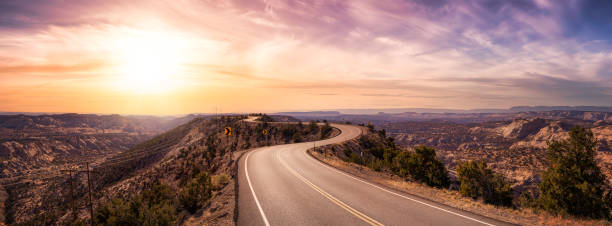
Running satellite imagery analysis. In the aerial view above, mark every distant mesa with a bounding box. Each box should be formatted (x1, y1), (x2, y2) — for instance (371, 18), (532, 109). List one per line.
(509, 106), (612, 112)
(276, 106), (612, 116)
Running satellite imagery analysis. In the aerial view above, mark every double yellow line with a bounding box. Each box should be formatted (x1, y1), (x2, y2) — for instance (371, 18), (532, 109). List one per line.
(277, 151), (384, 226)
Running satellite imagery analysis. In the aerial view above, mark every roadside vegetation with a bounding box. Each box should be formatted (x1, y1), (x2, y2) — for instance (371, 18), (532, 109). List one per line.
(95, 183), (181, 225)
(315, 124), (612, 223)
(536, 126), (612, 219)
(338, 125), (451, 189)
(394, 146), (450, 188)
(457, 160), (513, 207)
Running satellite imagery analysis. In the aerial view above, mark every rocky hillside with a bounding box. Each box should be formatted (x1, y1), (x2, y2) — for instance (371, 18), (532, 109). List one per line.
(385, 118), (612, 190)
(4, 116), (337, 225)
(0, 113), (192, 178)
(0, 113), (198, 225)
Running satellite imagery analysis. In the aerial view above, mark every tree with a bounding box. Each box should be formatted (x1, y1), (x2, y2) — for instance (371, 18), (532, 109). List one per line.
(457, 160), (513, 207)
(538, 126), (612, 219)
(395, 146), (450, 188)
(308, 121), (318, 133)
(320, 123), (333, 139)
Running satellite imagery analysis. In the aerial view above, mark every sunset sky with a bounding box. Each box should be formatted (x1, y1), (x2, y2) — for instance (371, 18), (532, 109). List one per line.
(1, 0), (611, 115)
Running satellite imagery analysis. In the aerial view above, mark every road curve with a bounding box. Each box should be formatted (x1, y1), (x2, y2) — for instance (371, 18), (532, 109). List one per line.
(237, 124), (512, 226)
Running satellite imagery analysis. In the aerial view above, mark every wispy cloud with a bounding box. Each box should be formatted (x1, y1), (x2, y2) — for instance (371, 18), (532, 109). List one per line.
(0, 0), (611, 114)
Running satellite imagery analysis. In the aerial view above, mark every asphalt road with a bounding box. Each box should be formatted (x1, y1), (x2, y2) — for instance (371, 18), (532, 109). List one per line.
(237, 123), (512, 226)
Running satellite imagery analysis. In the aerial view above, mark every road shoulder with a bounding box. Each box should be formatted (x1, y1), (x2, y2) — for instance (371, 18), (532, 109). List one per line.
(307, 148), (532, 225)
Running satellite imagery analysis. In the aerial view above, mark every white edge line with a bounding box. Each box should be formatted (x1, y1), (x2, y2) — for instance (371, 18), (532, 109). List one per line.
(245, 150), (271, 226)
(309, 127), (497, 226)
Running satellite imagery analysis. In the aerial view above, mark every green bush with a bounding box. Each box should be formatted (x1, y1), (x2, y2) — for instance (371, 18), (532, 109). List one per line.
(95, 183), (178, 226)
(393, 151), (412, 178)
(394, 146), (450, 188)
(211, 173), (230, 190)
(308, 121), (318, 133)
(320, 123), (333, 139)
(457, 160), (513, 207)
(281, 125), (298, 140)
(349, 152), (362, 164)
(179, 172), (212, 214)
(292, 131), (304, 142)
(537, 126), (612, 219)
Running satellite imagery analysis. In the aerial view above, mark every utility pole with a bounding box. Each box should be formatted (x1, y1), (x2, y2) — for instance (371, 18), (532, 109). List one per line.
(62, 162), (98, 225)
(61, 168), (77, 221)
(85, 162), (95, 226)
(360, 150), (363, 171)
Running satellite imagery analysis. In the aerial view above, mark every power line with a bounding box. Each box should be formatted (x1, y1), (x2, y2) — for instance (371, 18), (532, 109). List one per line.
(1, 142), (175, 182)
(103, 144), (173, 162)
(0, 173), (64, 187)
(1, 146), (169, 185)
(94, 154), (161, 169)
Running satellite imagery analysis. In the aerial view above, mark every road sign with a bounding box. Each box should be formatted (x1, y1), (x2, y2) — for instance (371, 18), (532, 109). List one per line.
(224, 127), (232, 136)
(262, 129), (268, 135)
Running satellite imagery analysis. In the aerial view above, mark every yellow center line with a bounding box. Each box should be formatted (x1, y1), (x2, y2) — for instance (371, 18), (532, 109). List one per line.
(277, 150), (384, 226)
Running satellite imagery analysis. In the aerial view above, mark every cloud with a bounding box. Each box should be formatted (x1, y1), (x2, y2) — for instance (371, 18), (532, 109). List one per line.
(437, 72), (612, 105)
(0, 0), (611, 113)
(0, 62), (105, 74)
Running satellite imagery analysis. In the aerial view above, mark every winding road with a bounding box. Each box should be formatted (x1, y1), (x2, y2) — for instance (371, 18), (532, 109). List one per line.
(237, 123), (512, 226)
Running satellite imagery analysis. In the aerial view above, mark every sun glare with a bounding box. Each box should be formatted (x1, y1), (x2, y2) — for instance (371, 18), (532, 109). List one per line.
(113, 31), (187, 94)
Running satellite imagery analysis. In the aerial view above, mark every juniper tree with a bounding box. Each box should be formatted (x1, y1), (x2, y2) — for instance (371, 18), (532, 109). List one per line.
(538, 126), (612, 219)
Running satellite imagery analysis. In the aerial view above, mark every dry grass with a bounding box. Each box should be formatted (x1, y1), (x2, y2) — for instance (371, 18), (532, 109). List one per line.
(309, 150), (612, 226)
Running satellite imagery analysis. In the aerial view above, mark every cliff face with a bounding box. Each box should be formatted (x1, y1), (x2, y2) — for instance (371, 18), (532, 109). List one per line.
(498, 118), (547, 139)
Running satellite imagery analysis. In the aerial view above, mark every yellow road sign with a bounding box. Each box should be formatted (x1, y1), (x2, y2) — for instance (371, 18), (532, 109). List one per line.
(262, 129), (268, 135)
(224, 127), (232, 136)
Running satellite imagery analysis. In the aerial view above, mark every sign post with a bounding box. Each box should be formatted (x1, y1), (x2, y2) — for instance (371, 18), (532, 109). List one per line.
(262, 129), (268, 145)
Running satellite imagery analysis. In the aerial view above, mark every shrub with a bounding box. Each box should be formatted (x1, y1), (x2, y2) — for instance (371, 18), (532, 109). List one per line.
(457, 160), (513, 207)
(211, 173), (230, 190)
(367, 158), (384, 172)
(537, 126), (612, 219)
(349, 152), (362, 164)
(281, 125), (298, 141)
(343, 149), (352, 159)
(393, 151), (412, 178)
(308, 121), (318, 133)
(292, 131), (303, 142)
(320, 123), (333, 139)
(179, 172), (212, 214)
(95, 183), (178, 226)
(394, 146), (450, 188)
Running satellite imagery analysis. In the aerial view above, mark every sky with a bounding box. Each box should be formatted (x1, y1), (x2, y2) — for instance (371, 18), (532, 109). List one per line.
(0, 0), (611, 115)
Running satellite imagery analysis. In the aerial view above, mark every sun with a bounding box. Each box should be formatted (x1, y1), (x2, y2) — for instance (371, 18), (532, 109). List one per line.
(113, 32), (186, 94)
